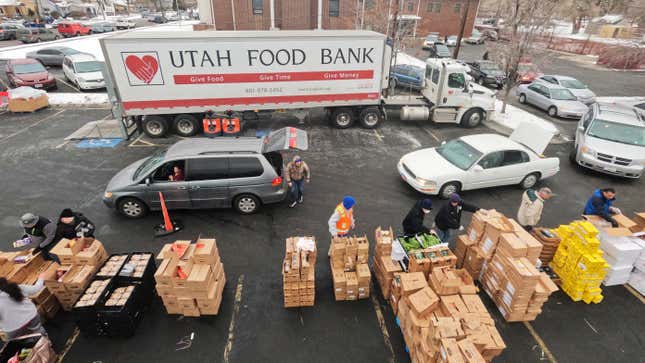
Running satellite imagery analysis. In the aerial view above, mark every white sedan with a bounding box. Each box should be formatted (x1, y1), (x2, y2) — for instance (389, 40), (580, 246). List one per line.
(397, 125), (560, 198)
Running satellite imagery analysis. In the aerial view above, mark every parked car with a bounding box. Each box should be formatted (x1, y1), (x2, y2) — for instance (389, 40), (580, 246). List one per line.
(150, 15), (168, 23)
(390, 64), (425, 90)
(16, 27), (59, 43)
(56, 22), (92, 37)
(604, 97), (645, 118)
(537, 75), (596, 105)
(428, 43), (451, 58)
(422, 32), (442, 49)
(445, 35), (459, 47)
(4, 58), (57, 90)
(397, 125), (559, 198)
(0, 23), (24, 40)
(571, 103), (644, 178)
(517, 82), (589, 118)
(26, 46), (84, 66)
(464, 30), (485, 44)
(102, 128), (308, 217)
(115, 18), (136, 29)
(467, 60), (505, 88)
(517, 63), (541, 84)
(85, 21), (115, 33)
(62, 54), (105, 91)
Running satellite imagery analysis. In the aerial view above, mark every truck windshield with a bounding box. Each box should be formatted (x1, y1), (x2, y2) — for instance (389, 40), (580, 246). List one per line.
(436, 139), (483, 170)
(134, 149), (167, 180)
(587, 119), (645, 147)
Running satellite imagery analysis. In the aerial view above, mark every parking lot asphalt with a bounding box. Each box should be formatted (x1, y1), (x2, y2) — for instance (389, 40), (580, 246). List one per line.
(0, 106), (643, 363)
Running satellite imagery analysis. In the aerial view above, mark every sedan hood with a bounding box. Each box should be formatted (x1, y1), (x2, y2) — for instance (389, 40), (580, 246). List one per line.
(401, 148), (462, 180)
(16, 71), (49, 82)
(584, 135), (645, 161)
(552, 99), (589, 113)
(568, 88), (595, 99)
(77, 71), (104, 81)
(106, 157), (147, 191)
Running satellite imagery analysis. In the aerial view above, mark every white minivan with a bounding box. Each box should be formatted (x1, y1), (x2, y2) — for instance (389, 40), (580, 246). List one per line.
(62, 54), (106, 91)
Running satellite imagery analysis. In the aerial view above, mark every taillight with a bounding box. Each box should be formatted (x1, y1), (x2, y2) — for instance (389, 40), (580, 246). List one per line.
(271, 176), (282, 186)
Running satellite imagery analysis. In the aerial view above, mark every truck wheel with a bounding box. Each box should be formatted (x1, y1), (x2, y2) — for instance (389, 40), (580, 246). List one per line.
(173, 114), (199, 137)
(460, 109), (483, 128)
(389, 78), (397, 89)
(142, 116), (168, 138)
(330, 108), (355, 129)
(358, 107), (382, 129)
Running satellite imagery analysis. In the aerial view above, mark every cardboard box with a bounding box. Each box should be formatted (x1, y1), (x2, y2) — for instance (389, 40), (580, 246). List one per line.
(407, 286), (439, 318)
(159, 240), (192, 260)
(397, 272), (427, 296)
(171, 261), (194, 289)
(613, 214), (640, 232)
(50, 238), (86, 264)
(633, 212), (645, 227)
(154, 258), (179, 287)
(193, 238), (219, 264)
(73, 239), (108, 266)
(457, 338), (486, 363)
(439, 338), (465, 363)
(8, 93), (49, 113)
(187, 264), (213, 290)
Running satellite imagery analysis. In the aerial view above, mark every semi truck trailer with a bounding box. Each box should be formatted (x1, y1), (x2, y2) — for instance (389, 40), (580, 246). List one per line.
(100, 30), (496, 137)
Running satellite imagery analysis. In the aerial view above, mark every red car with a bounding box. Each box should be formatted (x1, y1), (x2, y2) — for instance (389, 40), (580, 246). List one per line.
(517, 63), (541, 84)
(56, 22), (92, 37)
(4, 59), (57, 90)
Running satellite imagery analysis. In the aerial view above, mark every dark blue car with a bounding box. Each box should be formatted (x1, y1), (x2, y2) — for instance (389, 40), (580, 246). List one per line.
(390, 64), (424, 90)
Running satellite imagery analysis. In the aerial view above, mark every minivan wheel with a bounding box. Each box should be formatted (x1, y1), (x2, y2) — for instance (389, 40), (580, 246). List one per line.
(142, 116), (168, 138)
(117, 197), (148, 218)
(173, 114), (199, 137)
(234, 194), (260, 214)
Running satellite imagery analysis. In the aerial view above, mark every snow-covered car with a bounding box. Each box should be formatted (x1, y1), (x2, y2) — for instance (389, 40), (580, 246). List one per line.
(537, 75), (596, 105)
(464, 30), (485, 44)
(446, 35), (459, 47)
(518, 82), (589, 118)
(397, 124), (559, 198)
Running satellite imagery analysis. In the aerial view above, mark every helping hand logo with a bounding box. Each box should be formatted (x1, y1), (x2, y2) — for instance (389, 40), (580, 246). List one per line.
(122, 52), (164, 86)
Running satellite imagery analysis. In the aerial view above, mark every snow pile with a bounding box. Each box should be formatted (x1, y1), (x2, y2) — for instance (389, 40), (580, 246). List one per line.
(489, 100), (559, 135)
(595, 96), (645, 105)
(393, 51), (426, 68)
(48, 93), (109, 106)
(8, 86), (47, 100)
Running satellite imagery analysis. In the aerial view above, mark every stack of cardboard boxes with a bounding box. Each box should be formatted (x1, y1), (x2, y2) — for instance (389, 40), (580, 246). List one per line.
(550, 221), (609, 303)
(372, 227), (403, 300)
(597, 227), (643, 286)
(330, 236), (371, 301)
(283, 236), (317, 308)
(44, 238), (109, 310)
(155, 238), (226, 316)
(627, 213), (645, 295)
(393, 270), (506, 363)
(408, 246), (458, 277)
(530, 228), (562, 265)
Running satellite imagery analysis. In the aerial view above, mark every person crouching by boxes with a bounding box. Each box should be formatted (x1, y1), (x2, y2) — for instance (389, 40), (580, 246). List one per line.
(55, 208), (96, 241)
(17, 213), (58, 262)
(0, 274), (48, 340)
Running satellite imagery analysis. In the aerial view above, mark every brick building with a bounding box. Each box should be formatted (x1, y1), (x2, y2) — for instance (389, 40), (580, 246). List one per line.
(201, 0), (478, 37)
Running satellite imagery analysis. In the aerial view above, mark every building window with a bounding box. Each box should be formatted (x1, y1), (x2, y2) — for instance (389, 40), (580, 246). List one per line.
(407, 1), (414, 11)
(427, 1), (441, 12)
(454, 2), (461, 13)
(252, 0), (263, 15)
(329, 0), (340, 17)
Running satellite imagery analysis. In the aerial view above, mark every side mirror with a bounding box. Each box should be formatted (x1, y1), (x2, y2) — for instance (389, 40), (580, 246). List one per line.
(577, 125), (585, 132)
(145, 178), (151, 186)
(472, 165), (484, 172)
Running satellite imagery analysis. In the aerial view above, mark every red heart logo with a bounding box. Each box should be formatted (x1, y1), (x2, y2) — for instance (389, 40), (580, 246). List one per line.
(125, 55), (159, 84)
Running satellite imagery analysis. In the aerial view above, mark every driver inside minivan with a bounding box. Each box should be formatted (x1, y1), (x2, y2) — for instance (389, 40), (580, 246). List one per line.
(168, 164), (185, 182)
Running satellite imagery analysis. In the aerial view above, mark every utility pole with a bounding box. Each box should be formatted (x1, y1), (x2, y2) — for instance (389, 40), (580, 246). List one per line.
(360, 0), (365, 29)
(453, 0), (471, 59)
(388, 0), (401, 92)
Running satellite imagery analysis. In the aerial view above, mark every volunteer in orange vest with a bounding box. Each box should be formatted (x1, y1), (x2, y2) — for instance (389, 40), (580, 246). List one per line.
(328, 196), (356, 237)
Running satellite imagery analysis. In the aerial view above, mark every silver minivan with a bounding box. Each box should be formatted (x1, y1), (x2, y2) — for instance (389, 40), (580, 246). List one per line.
(571, 103), (645, 178)
(102, 128), (308, 217)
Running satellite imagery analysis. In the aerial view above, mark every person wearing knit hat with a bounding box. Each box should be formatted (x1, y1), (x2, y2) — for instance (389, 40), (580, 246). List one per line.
(328, 196), (356, 256)
(55, 208), (95, 242)
(434, 193), (481, 250)
(402, 198), (434, 235)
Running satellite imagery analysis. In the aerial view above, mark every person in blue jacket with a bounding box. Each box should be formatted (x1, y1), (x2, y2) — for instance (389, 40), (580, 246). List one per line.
(583, 188), (621, 227)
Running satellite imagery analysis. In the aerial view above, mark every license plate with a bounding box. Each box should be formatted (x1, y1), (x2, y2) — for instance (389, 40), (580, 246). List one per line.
(35, 84), (42, 88)
(605, 167), (617, 173)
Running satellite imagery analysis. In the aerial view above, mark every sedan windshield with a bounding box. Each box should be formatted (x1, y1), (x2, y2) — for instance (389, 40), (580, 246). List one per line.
(75, 61), (103, 73)
(436, 139), (483, 170)
(550, 89), (577, 100)
(13, 63), (46, 74)
(588, 119), (645, 146)
(560, 79), (586, 89)
(134, 149), (167, 180)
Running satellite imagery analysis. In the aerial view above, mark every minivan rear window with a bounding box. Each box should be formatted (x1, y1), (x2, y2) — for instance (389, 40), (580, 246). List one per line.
(187, 158), (229, 180)
(229, 157), (264, 178)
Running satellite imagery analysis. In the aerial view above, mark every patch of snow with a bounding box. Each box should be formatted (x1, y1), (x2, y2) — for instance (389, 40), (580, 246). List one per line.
(490, 100), (559, 135)
(393, 51), (426, 68)
(48, 93), (109, 105)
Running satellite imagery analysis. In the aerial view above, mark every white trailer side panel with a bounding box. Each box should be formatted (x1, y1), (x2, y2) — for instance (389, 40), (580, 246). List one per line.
(100, 30), (386, 116)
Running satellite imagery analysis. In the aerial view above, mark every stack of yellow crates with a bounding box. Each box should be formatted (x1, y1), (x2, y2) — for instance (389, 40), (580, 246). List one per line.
(550, 221), (609, 303)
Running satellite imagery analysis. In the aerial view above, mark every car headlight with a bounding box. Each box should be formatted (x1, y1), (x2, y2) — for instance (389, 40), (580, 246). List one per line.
(415, 178), (436, 187)
(580, 146), (596, 157)
(103, 191), (113, 199)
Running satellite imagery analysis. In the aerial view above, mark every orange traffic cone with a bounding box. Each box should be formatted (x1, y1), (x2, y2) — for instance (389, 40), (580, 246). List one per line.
(154, 191), (183, 237)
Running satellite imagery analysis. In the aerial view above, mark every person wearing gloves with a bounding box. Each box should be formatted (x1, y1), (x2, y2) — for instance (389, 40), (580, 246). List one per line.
(0, 274), (48, 340)
(583, 188), (621, 227)
(328, 196), (356, 256)
(517, 187), (554, 231)
(55, 208), (96, 241)
(285, 155), (311, 208)
(18, 213), (57, 262)
(402, 198), (433, 235)
(434, 193), (480, 250)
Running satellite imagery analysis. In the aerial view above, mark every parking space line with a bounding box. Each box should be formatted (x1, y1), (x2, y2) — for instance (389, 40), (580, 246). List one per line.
(0, 109), (65, 145)
(373, 129), (384, 142)
(523, 321), (558, 363)
(55, 77), (81, 93)
(57, 327), (80, 363)
(223, 274), (245, 363)
(370, 290), (396, 363)
(624, 284), (645, 304)
(128, 133), (158, 147)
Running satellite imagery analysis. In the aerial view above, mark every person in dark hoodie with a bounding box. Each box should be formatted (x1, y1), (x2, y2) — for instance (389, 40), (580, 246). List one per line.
(402, 199), (433, 235)
(434, 193), (480, 249)
(55, 208), (95, 241)
(583, 188), (620, 227)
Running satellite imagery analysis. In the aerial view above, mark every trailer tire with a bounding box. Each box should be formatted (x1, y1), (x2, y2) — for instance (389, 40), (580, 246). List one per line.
(142, 116), (169, 138)
(358, 107), (383, 129)
(173, 114), (199, 137)
(460, 108), (483, 128)
(330, 108), (355, 129)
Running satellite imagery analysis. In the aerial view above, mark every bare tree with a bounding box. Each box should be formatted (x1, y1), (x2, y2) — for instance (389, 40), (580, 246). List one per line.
(489, 0), (559, 113)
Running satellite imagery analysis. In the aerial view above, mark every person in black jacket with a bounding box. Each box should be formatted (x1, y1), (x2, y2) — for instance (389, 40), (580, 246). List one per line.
(402, 199), (433, 235)
(55, 208), (95, 241)
(19, 213), (57, 262)
(434, 193), (480, 250)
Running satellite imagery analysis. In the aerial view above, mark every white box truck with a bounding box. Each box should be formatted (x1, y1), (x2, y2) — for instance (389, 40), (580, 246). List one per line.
(100, 30), (496, 137)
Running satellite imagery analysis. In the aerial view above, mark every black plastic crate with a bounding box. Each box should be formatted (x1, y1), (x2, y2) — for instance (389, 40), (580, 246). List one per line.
(115, 252), (156, 286)
(94, 280), (151, 337)
(71, 278), (115, 336)
(94, 253), (130, 279)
